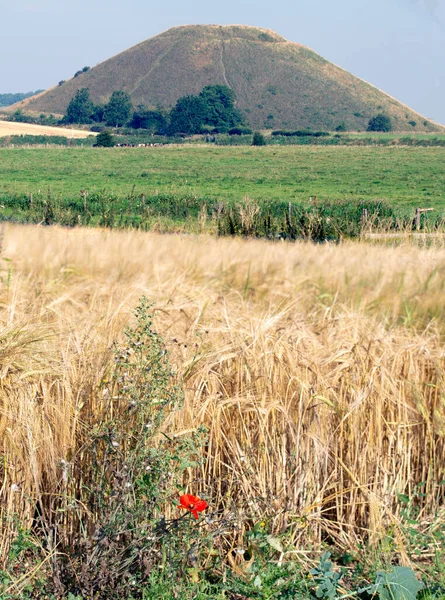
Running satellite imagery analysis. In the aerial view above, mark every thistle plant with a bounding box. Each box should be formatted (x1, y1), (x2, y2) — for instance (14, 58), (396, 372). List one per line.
(58, 297), (208, 598)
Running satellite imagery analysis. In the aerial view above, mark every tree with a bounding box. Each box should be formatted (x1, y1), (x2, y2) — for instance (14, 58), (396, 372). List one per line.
(367, 114), (392, 132)
(168, 95), (208, 135)
(198, 85), (243, 130)
(130, 106), (167, 132)
(104, 91), (133, 127)
(91, 104), (105, 123)
(167, 85), (246, 136)
(64, 88), (94, 124)
(94, 130), (115, 147)
(0, 91), (43, 107)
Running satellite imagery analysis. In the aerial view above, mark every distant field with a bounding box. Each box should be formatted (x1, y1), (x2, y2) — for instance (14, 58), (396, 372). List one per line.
(0, 145), (444, 212)
(336, 131), (445, 142)
(0, 120), (95, 138)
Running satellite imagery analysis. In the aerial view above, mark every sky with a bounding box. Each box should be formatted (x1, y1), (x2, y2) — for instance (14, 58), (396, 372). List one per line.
(1, 0), (444, 124)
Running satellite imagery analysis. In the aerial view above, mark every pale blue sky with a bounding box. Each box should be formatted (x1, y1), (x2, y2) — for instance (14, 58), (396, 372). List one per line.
(1, 0), (444, 124)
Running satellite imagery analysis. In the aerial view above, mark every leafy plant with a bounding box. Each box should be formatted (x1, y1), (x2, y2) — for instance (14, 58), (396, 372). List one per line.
(310, 552), (343, 599)
(48, 298), (209, 598)
(366, 566), (424, 600)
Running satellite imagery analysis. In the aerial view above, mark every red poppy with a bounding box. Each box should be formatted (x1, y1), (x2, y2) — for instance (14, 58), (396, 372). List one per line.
(178, 494), (208, 519)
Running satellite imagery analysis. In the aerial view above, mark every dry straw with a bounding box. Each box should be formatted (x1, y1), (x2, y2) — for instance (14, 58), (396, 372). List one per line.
(0, 224), (444, 564)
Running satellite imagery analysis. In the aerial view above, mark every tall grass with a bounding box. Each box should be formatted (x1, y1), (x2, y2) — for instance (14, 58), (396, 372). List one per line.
(0, 225), (444, 569)
(0, 191), (428, 240)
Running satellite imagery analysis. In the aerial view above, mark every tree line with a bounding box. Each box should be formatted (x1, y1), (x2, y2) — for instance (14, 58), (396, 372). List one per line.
(0, 90), (44, 107)
(63, 86), (249, 135)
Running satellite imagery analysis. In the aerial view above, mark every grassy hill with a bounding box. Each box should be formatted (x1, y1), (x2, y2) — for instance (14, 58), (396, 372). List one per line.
(10, 24), (442, 132)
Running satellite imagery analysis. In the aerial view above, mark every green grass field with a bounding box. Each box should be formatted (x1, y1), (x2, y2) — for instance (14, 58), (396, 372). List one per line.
(0, 145), (444, 213)
(334, 131), (445, 141)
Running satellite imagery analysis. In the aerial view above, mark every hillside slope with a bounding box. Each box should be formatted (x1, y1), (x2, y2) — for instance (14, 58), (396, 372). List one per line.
(11, 24), (441, 131)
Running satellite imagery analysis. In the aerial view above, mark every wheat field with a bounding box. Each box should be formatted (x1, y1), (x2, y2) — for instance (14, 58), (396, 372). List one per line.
(0, 224), (444, 566)
(0, 120), (95, 138)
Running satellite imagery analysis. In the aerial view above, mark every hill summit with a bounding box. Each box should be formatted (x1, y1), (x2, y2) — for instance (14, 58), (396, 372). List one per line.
(13, 24), (440, 131)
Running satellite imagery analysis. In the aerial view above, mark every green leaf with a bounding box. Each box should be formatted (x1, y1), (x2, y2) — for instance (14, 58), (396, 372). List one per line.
(397, 493), (410, 505)
(371, 567), (423, 600)
(266, 535), (283, 553)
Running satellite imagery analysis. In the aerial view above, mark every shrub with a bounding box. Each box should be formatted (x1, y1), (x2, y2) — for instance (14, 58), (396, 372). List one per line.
(228, 127), (253, 135)
(94, 130), (115, 147)
(367, 114), (392, 132)
(258, 31), (276, 42)
(252, 131), (266, 146)
(74, 66), (90, 77)
(271, 130), (330, 137)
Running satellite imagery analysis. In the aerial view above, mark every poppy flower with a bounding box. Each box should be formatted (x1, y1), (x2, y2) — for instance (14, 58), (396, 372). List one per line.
(178, 494), (208, 519)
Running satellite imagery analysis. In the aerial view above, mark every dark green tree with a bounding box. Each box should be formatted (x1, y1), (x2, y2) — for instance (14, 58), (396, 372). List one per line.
(94, 130), (115, 147)
(168, 95), (208, 135)
(104, 91), (133, 127)
(64, 88), (94, 124)
(367, 114), (392, 132)
(130, 106), (167, 132)
(91, 104), (105, 123)
(198, 85), (243, 130)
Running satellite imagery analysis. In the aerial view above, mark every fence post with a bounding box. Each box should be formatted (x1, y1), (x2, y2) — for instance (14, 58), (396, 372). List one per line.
(415, 208), (421, 230)
(81, 190), (88, 212)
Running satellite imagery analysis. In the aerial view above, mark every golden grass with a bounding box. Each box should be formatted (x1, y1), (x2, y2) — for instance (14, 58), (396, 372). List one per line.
(0, 120), (95, 138)
(0, 224), (444, 562)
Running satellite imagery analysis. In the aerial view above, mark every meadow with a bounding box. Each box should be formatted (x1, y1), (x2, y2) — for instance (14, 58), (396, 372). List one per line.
(0, 145), (444, 213)
(1, 224), (444, 598)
